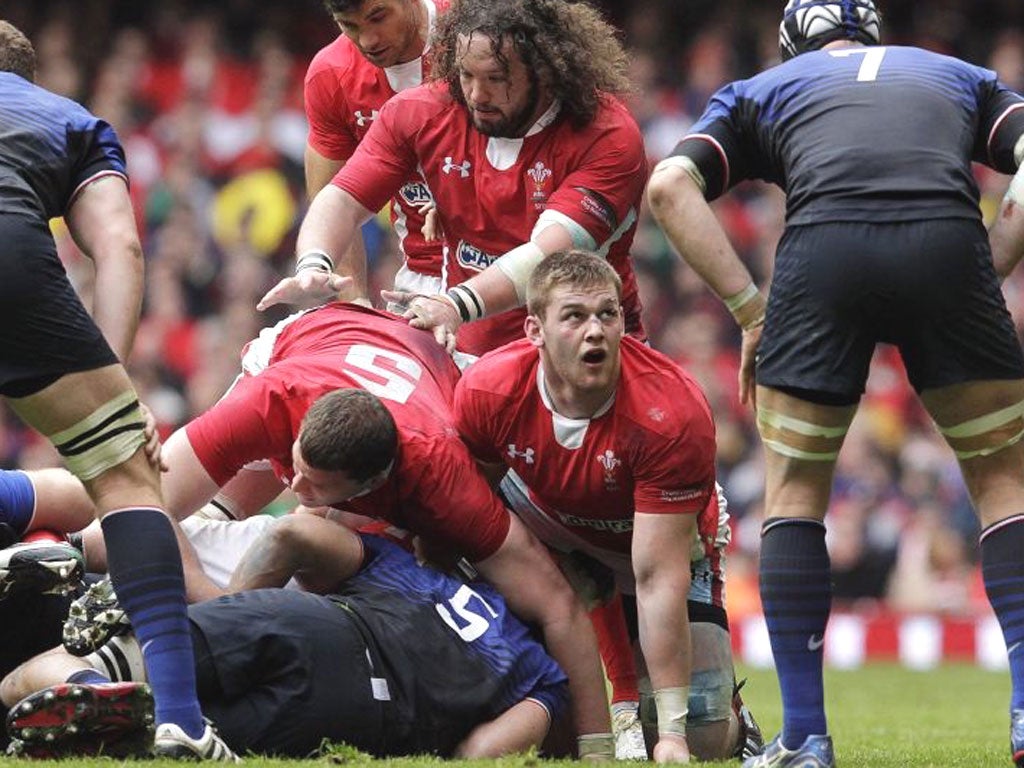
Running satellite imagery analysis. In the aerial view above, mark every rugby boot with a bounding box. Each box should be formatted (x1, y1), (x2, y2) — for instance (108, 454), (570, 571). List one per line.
(1011, 708), (1024, 767)
(0, 539), (84, 600)
(6, 681), (154, 758)
(732, 678), (766, 759)
(743, 733), (834, 768)
(612, 702), (648, 760)
(153, 720), (241, 762)
(63, 578), (130, 656)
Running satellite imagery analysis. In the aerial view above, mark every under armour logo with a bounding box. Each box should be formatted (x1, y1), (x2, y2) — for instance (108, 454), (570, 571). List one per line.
(507, 444), (535, 464)
(354, 110), (379, 127)
(442, 156), (471, 178)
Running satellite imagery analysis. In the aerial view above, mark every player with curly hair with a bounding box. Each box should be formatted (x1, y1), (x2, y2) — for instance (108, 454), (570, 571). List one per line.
(257, 2), (762, 761)
(430, 0), (631, 131)
(257, 0), (647, 360)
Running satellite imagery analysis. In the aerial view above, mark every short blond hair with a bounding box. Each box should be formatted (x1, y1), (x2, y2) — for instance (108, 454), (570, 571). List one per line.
(526, 250), (622, 318)
(0, 21), (35, 81)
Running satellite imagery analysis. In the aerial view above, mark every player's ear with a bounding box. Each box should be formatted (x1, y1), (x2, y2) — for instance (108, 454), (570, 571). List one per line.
(524, 314), (544, 348)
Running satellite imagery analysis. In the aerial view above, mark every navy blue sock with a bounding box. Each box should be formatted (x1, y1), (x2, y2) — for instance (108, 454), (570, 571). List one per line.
(101, 508), (203, 737)
(0, 469), (36, 536)
(67, 669), (110, 685)
(759, 517), (831, 747)
(981, 515), (1024, 711)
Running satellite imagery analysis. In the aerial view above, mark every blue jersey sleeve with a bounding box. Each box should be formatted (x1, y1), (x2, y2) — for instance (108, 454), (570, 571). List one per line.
(68, 114), (127, 202)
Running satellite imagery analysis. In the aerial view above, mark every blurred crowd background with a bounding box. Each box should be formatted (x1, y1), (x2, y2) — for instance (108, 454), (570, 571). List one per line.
(5, 0), (1024, 620)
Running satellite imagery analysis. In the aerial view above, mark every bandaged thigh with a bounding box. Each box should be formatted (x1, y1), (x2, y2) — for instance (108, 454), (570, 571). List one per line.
(48, 392), (146, 481)
(936, 399), (1024, 459)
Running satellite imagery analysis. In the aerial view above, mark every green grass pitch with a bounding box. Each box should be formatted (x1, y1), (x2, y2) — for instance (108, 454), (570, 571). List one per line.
(0, 663), (1011, 767)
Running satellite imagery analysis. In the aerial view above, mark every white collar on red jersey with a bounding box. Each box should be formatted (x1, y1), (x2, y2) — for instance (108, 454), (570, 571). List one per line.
(382, 0), (437, 93)
(536, 364), (615, 449)
(384, 57), (423, 92)
(485, 99), (563, 171)
(524, 98), (562, 137)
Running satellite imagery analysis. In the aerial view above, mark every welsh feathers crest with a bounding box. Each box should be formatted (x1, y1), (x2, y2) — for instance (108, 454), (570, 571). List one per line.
(527, 161), (552, 185)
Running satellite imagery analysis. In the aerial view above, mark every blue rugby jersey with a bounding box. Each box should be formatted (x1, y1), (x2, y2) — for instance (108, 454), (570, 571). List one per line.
(0, 72), (126, 219)
(673, 45), (1024, 225)
(330, 533), (568, 754)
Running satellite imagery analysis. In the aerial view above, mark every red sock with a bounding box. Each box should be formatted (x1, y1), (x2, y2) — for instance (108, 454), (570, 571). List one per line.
(590, 591), (639, 704)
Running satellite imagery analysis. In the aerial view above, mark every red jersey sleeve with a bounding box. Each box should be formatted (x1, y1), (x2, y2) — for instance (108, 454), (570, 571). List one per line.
(452, 374), (506, 465)
(543, 101), (647, 247)
(631, 409), (717, 516)
(184, 374), (297, 487)
(398, 433), (510, 561)
(332, 95), (419, 213)
(304, 46), (358, 161)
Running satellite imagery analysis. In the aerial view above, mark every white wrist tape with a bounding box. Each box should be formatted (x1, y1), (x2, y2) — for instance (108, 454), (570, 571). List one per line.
(577, 732), (615, 760)
(494, 240), (546, 303)
(295, 249), (334, 275)
(652, 155), (707, 195)
(723, 282), (759, 312)
(654, 686), (689, 739)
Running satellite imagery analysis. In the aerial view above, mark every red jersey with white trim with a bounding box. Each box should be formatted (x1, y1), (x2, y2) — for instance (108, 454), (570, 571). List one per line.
(184, 302), (508, 561)
(453, 336), (718, 556)
(304, 0), (449, 277)
(333, 84), (647, 355)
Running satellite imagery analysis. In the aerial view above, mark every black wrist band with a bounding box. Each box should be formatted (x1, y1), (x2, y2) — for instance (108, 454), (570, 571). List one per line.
(446, 288), (472, 322)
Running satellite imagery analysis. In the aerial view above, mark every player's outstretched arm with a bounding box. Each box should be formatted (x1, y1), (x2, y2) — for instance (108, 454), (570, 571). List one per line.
(474, 515), (614, 759)
(633, 510), (697, 764)
(257, 186), (369, 310)
(381, 222), (573, 344)
(647, 164), (755, 302)
(455, 699), (552, 758)
(304, 143), (343, 200)
(153, 429), (235, 602)
(227, 513), (364, 593)
(64, 175), (144, 362)
(77, 432), (266, 604)
(303, 145), (370, 297)
(19, 468), (98, 535)
(646, 164), (765, 406)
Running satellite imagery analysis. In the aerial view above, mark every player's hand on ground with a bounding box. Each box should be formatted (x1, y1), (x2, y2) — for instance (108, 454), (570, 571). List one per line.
(739, 324), (763, 408)
(139, 402), (168, 472)
(380, 290), (461, 353)
(256, 270), (353, 311)
(653, 734), (690, 763)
